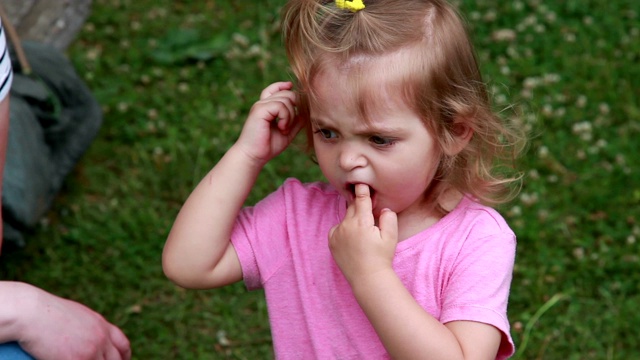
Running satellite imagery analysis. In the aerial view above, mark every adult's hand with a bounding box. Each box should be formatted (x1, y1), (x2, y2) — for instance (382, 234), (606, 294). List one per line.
(0, 281), (131, 360)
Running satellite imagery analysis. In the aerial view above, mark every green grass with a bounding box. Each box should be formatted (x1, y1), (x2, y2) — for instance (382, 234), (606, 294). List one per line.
(1, 0), (639, 359)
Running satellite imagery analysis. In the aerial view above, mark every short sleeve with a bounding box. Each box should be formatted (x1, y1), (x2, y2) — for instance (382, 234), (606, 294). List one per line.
(441, 230), (516, 359)
(230, 182), (291, 290)
(0, 19), (13, 101)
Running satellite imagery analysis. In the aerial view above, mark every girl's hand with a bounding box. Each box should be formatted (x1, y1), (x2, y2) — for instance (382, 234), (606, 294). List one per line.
(235, 81), (302, 166)
(329, 184), (399, 284)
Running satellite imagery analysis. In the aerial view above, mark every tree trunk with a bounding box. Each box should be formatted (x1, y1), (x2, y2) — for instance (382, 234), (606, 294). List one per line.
(2, 0), (92, 51)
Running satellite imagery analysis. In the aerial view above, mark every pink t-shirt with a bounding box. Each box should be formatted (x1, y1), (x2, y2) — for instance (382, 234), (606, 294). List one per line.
(231, 178), (516, 359)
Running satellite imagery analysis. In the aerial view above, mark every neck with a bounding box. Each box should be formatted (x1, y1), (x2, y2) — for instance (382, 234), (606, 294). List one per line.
(396, 190), (463, 241)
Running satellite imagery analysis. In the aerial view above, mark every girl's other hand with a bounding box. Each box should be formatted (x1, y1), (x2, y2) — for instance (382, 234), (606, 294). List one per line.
(235, 81), (303, 166)
(329, 184), (399, 284)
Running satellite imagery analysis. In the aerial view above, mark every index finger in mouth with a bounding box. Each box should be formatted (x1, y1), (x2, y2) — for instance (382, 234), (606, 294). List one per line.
(353, 183), (373, 216)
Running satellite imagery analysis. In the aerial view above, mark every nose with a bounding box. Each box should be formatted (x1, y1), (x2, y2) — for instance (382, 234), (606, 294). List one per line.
(338, 142), (367, 171)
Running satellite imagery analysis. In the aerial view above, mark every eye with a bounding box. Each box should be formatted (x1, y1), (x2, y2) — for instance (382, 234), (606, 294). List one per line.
(369, 135), (395, 146)
(315, 128), (338, 140)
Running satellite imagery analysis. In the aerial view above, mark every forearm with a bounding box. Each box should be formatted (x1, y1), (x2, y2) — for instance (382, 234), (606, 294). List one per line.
(162, 145), (263, 288)
(0, 96), (10, 250)
(351, 270), (464, 360)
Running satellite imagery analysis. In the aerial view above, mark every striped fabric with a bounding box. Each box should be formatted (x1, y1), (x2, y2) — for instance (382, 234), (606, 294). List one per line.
(0, 18), (13, 101)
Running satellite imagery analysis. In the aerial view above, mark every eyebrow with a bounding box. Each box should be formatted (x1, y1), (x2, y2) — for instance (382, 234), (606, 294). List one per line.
(311, 117), (406, 137)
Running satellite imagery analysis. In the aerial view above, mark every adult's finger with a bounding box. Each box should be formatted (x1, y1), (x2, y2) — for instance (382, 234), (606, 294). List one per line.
(110, 325), (131, 360)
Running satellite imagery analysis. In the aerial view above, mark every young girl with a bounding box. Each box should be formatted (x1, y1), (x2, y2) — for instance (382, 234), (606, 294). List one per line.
(163, 0), (524, 358)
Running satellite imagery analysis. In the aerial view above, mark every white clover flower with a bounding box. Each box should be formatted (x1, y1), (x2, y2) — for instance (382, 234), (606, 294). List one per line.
(576, 95), (588, 108)
(86, 48), (101, 61)
(528, 169), (540, 179)
(572, 121), (592, 134)
(484, 10), (497, 22)
(524, 14), (537, 26)
(520, 192), (539, 206)
(147, 108), (158, 120)
(544, 73), (561, 84)
(537, 209), (549, 221)
(523, 77), (541, 89)
(178, 82), (190, 93)
(525, 113), (537, 124)
(545, 12), (557, 23)
(520, 89), (533, 99)
(247, 44), (262, 57)
(232, 33), (250, 47)
(492, 29), (517, 42)
(508, 206), (522, 217)
(599, 103), (611, 115)
(538, 146), (549, 158)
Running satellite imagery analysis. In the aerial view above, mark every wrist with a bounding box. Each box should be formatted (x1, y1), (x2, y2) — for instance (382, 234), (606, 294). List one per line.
(348, 267), (398, 296)
(0, 282), (39, 343)
(227, 143), (269, 169)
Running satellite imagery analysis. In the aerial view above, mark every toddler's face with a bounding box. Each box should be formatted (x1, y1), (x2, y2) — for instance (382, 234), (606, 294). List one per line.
(310, 64), (442, 223)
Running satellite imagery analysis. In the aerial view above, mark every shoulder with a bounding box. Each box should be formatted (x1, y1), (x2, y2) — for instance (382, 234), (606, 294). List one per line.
(248, 178), (343, 219)
(446, 196), (515, 240)
(281, 177), (339, 194)
(279, 178), (341, 204)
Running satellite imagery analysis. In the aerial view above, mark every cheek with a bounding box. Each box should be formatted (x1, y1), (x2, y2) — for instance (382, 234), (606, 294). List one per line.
(314, 145), (335, 176)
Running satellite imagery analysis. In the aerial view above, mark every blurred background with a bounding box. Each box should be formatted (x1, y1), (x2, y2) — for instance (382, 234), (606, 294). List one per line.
(0, 0), (638, 359)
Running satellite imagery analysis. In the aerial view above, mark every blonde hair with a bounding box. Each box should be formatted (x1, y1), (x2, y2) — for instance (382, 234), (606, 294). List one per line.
(282, 0), (524, 209)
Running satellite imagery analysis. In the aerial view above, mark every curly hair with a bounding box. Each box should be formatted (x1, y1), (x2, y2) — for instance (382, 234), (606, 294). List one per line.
(282, 0), (525, 210)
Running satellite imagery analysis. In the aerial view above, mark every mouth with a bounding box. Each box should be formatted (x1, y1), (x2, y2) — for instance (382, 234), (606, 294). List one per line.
(345, 182), (376, 201)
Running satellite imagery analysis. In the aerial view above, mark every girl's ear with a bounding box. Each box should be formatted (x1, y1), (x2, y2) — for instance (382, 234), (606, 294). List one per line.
(443, 119), (473, 156)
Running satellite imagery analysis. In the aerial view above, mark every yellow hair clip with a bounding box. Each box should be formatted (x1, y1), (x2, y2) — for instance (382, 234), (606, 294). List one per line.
(335, 0), (365, 12)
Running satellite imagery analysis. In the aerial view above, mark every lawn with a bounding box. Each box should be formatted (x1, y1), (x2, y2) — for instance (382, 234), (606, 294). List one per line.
(1, 0), (639, 359)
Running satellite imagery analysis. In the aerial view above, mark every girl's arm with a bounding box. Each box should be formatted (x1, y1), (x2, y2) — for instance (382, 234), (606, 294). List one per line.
(162, 81), (301, 289)
(329, 184), (501, 360)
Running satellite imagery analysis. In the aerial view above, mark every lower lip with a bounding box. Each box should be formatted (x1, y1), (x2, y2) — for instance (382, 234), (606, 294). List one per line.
(348, 191), (378, 210)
